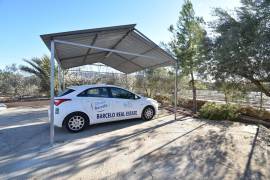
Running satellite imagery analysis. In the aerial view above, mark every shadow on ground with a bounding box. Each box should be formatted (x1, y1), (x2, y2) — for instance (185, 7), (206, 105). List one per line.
(0, 108), (269, 179)
(0, 115), (187, 178)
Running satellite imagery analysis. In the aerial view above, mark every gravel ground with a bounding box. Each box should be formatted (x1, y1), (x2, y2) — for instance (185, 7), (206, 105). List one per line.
(0, 104), (269, 180)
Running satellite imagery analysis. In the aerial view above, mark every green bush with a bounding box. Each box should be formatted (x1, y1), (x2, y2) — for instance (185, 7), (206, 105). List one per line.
(199, 102), (240, 120)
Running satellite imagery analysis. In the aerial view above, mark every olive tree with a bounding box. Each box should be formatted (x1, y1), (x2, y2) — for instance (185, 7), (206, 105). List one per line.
(211, 0), (270, 97)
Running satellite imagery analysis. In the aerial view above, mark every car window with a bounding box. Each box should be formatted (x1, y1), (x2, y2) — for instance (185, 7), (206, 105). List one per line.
(78, 87), (109, 97)
(57, 88), (75, 97)
(135, 95), (141, 99)
(110, 88), (135, 99)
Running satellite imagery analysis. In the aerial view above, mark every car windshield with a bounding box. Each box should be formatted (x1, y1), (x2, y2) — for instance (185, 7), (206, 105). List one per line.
(57, 88), (75, 97)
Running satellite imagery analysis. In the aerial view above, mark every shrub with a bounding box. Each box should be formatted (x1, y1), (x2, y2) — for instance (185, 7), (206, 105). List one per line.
(199, 102), (240, 120)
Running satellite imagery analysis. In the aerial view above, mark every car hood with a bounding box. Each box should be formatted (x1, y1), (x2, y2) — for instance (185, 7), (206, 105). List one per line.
(143, 97), (158, 104)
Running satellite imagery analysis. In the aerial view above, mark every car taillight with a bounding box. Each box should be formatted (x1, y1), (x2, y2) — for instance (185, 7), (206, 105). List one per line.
(54, 99), (71, 106)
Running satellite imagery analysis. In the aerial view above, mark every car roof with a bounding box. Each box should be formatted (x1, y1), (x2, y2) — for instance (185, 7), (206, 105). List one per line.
(67, 84), (124, 91)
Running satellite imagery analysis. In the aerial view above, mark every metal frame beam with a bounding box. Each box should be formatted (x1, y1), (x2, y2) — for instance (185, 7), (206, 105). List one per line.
(41, 24), (136, 39)
(60, 51), (105, 61)
(113, 53), (145, 70)
(104, 28), (133, 59)
(134, 29), (175, 60)
(129, 46), (157, 61)
(54, 39), (163, 61)
(82, 34), (98, 63)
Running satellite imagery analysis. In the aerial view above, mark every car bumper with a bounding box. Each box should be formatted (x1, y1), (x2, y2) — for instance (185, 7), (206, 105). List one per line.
(48, 109), (64, 128)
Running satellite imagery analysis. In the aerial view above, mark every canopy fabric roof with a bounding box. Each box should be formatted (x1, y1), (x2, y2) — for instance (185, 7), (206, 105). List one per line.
(41, 24), (176, 74)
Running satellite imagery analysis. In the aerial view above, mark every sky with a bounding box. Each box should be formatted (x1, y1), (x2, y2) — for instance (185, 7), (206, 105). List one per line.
(0, 0), (241, 68)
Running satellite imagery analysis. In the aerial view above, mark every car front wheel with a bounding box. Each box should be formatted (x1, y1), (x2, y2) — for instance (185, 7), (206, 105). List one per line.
(142, 106), (155, 121)
(64, 113), (88, 132)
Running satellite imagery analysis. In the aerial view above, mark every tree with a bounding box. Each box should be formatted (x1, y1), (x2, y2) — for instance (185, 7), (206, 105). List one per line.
(211, 0), (270, 97)
(168, 0), (209, 113)
(0, 64), (22, 96)
(134, 68), (167, 97)
(0, 64), (39, 98)
(20, 55), (58, 94)
(215, 79), (248, 104)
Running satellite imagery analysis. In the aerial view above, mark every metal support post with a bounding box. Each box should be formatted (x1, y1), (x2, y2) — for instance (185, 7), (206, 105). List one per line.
(50, 40), (55, 146)
(62, 69), (65, 90)
(174, 61), (178, 120)
(58, 65), (62, 94)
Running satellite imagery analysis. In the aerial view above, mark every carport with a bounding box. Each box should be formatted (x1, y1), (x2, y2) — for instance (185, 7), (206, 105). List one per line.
(41, 24), (178, 145)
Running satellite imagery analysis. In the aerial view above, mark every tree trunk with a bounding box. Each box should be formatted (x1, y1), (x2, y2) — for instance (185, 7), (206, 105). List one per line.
(224, 92), (229, 104)
(190, 72), (197, 113)
(241, 75), (270, 97)
(224, 89), (229, 104)
(252, 79), (270, 97)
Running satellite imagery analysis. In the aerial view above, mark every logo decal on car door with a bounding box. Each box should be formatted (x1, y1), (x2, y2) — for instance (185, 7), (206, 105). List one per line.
(94, 101), (109, 112)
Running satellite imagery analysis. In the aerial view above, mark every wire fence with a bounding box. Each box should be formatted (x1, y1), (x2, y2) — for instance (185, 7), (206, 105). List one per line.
(64, 65), (270, 111)
(1, 63), (269, 111)
(180, 90), (270, 110)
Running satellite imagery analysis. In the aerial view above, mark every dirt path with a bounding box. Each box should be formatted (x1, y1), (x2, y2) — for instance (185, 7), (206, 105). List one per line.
(0, 107), (269, 179)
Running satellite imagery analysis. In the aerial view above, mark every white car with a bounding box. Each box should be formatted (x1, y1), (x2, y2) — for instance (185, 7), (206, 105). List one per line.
(53, 84), (158, 132)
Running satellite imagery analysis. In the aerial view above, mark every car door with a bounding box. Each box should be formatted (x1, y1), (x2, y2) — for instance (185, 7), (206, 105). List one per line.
(77, 87), (113, 124)
(109, 87), (141, 121)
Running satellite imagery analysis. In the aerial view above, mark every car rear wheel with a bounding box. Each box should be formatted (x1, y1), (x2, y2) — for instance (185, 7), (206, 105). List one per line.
(142, 106), (155, 121)
(64, 112), (88, 132)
